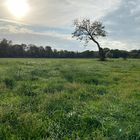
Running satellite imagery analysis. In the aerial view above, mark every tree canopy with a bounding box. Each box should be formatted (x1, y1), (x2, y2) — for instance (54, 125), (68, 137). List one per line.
(0, 39), (139, 59)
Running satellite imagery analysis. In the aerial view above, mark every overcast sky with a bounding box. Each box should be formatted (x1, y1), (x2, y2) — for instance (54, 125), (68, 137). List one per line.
(0, 0), (140, 51)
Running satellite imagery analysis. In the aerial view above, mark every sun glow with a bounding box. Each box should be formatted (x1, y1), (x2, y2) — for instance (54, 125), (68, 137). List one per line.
(5, 0), (29, 19)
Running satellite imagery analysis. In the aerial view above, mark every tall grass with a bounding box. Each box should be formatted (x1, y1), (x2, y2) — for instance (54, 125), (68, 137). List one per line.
(0, 59), (140, 140)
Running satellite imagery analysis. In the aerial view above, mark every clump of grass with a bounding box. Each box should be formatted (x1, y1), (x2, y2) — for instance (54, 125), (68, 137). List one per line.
(64, 82), (83, 93)
(43, 78), (66, 94)
(77, 75), (99, 85)
(47, 111), (103, 139)
(95, 85), (107, 95)
(44, 82), (64, 93)
(3, 78), (15, 89)
(16, 82), (36, 96)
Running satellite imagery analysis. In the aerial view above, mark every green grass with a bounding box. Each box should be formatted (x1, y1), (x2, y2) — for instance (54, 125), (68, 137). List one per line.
(0, 58), (140, 140)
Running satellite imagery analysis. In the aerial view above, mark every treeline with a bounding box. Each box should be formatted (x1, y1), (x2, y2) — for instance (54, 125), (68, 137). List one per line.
(0, 39), (140, 58)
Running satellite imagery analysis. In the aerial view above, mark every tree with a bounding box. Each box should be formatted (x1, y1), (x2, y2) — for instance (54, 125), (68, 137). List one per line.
(72, 19), (107, 61)
(0, 38), (139, 59)
(45, 46), (53, 57)
(28, 44), (39, 57)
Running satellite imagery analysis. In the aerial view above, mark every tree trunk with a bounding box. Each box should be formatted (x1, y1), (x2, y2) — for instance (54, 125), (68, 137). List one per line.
(93, 40), (106, 61)
(99, 47), (106, 61)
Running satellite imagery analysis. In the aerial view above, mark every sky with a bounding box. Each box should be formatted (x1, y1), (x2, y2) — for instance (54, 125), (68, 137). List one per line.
(0, 0), (140, 51)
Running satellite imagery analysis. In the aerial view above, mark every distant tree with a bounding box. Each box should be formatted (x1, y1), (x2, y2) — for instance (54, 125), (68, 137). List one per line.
(53, 49), (59, 58)
(72, 19), (107, 61)
(0, 39), (12, 57)
(130, 50), (140, 58)
(0, 38), (139, 59)
(12, 44), (24, 57)
(45, 46), (53, 57)
(121, 50), (129, 60)
(39, 46), (45, 57)
(28, 44), (39, 57)
(110, 49), (120, 58)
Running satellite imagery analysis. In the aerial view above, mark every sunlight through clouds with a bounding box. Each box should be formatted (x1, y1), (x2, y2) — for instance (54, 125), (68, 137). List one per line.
(5, 0), (30, 19)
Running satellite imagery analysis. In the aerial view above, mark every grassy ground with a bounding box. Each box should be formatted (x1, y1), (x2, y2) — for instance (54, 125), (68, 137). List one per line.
(0, 58), (140, 140)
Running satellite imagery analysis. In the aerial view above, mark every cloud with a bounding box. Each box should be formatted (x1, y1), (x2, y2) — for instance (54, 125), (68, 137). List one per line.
(1, 23), (138, 51)
(0, 24), (32, 34)
(103, 0), (140, 36)
(0, 0), (140, 51)
(99, 38), (139, 50)
(0, 0), (121, 26)
(0, 23), (80, 50)
(0, 18), (29, 25)
(103, 0), (140, 49)
(29, 0), (121, 27)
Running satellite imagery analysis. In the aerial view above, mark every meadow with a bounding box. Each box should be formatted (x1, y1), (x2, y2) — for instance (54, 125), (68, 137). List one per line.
(0, 58), (140, 140)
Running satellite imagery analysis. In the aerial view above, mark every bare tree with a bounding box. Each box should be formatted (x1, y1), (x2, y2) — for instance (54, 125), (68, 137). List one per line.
(72, 19), (107, 61)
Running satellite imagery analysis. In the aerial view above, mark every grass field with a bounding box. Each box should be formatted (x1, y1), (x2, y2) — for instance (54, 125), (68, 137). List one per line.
(0, 58), (140, 140)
